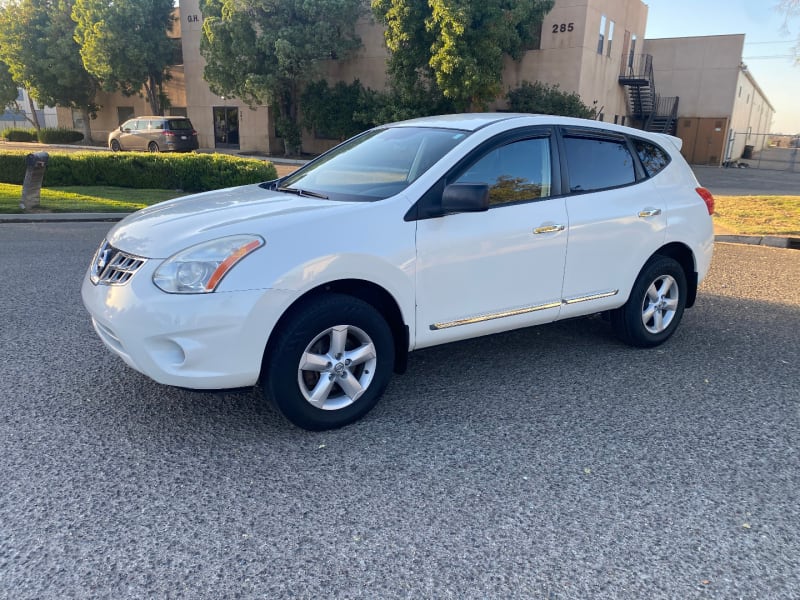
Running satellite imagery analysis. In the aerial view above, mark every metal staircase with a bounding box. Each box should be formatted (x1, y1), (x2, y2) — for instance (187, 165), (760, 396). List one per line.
(619, 54), (679, 135)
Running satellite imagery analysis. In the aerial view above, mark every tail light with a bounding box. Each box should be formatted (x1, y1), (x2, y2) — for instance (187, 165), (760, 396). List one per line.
(164, 130), (175, 137)
(695, 187), (715, 215)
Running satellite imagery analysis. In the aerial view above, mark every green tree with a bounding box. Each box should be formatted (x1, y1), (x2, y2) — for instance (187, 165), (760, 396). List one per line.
(301, 80), (378, 141)
(0, 60), (18, 110)
(0, 0), (99, 136)
(200, 0), (364, 155)
(372, 0), (555, 111)
(72, 0), (176, 115)
(506, 81), (597, 118)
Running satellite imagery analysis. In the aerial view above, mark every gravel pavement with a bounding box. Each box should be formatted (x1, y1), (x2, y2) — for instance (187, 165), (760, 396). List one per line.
(1, 224), (798, 599)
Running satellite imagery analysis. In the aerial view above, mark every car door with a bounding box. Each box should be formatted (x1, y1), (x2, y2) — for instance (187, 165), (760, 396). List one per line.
(119, 119), (145, 151)
(413, 132), (569, 348)
(558, 128), (667, 318)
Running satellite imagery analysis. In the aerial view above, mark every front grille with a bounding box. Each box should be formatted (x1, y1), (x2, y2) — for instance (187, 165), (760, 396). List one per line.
(90, 240), (146, 285)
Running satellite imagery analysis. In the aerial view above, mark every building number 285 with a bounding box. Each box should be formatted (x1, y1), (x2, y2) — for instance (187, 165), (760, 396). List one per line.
(553, 23), (575, 33)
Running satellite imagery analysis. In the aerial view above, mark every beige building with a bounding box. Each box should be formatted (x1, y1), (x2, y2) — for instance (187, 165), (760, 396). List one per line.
(174, 0), (649, 155)
(644, 34), (775, 165)
(172, 0), (647, 154)
(72, 0), (774, 166)
(500, 0), (647, 125)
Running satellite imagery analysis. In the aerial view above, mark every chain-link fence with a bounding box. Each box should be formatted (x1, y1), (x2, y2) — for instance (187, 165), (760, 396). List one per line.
(724, 132), (800, 171)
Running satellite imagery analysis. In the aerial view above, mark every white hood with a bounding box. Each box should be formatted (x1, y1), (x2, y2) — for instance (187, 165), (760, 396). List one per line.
(106, 184), (352, 257)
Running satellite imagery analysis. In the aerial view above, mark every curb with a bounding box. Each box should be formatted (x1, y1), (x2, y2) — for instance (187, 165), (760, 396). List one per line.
(715, 234), (800, 250)
(0, 213), (127, 223)
(1, 213), (798, 250)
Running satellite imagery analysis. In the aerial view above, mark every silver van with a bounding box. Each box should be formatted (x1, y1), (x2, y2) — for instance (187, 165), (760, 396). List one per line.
(108, 116), (199, 153)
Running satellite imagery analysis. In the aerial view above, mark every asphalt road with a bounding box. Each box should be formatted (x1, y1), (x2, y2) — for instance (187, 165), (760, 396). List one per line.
(1, 224), (798, 599)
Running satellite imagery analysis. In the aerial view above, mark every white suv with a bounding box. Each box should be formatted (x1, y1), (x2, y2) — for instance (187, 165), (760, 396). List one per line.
(83, 114), (715, 430)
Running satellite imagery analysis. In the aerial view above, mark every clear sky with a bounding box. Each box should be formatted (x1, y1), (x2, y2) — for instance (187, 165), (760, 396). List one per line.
(644, 0), (800, 134)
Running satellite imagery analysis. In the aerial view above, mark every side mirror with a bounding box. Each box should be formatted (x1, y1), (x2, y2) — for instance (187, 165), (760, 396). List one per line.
(441, 183), (489, 214)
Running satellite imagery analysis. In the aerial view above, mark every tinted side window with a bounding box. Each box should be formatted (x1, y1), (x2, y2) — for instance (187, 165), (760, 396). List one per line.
(149, 119), (167, 130)
(634, 139), (670, 177)
(168, 119), (193, 131)
(455, 138), (551, 205)
(563, 136), (635, 192)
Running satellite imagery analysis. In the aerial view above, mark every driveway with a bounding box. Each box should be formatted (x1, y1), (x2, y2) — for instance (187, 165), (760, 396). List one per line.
(1, 223), (798, 599)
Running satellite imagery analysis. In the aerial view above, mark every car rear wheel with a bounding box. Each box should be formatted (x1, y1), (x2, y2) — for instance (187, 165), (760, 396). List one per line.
(147, 141), (159, 152)
(110, 139), (121, 152)
(263, 294), (395, 430)
(611, 256), (687, 348)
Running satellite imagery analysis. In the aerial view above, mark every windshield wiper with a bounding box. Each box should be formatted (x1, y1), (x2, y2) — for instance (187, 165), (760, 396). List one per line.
(277, 186), (328, 200)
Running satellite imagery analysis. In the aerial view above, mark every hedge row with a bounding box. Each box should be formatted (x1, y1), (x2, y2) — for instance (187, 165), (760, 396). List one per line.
(2, 129), (38, 142)
(1, 127), (85, 144)
(0, 151), (278, 193)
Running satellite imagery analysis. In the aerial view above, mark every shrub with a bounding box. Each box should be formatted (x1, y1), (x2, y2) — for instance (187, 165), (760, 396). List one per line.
(1, 128), (38, 142)
(506, 81), (598, 119)
(0, 151), (278, 192)
(37, 128), (84, 144)
(301, 79), (378, 141)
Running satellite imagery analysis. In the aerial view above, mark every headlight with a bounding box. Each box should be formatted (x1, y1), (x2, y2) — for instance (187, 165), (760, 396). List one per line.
(153, 235), (264, 293)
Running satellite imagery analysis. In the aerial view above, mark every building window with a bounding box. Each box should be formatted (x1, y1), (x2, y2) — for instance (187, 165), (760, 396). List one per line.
(598, 15), (606, 54)
(607, 21), (615, 56)
(117, 106), (134, 125)
(71, 108), (86, 130)
(738, 86), (742, 98)
(628, 34), (637, 68)
(527, 20), (544, 50)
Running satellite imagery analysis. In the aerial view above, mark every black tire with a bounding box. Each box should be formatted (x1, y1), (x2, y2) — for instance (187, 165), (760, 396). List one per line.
(263, 294), (395, 431)
(611, 255), (687, 348)
(110, 139), (121, 152)
(147, 141), (159, 153)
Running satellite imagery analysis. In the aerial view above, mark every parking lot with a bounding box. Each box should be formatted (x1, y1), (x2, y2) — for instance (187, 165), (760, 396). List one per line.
(1, 222), (798, 599)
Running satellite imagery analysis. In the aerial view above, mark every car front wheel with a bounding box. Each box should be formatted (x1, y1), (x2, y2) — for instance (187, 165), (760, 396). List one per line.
(612, 256), (687, 348)
(110, 139), (121, 152)
(264, 294), (395, 430)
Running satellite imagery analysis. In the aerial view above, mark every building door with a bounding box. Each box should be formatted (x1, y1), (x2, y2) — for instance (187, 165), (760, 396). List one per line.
(213, 106), (239, 148)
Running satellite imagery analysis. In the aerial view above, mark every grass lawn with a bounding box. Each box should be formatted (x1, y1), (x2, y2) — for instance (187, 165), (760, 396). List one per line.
(0, 184), (185, 213)
(714, 195), (800, 236)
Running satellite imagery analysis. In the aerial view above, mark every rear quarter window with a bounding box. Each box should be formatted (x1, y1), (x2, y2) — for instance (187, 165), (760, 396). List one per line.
(168, 119), (193, 131)
(563, 135), (635, 193)
(633, 139), (671, 177)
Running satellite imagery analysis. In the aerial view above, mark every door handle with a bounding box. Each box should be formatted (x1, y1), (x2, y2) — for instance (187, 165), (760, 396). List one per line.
(533, 224), (566, 234)
(638, 208), (662, 218)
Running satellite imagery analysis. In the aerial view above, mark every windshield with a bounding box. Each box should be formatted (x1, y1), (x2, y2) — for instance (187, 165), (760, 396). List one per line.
(279, 126), (470, 201)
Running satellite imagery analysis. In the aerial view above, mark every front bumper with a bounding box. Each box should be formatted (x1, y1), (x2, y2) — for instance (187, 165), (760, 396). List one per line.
(81, 261), (299, 390)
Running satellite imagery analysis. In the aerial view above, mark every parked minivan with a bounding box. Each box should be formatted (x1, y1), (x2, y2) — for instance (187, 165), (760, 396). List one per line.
(108, 116), (199, 153)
